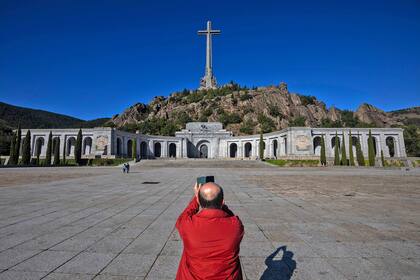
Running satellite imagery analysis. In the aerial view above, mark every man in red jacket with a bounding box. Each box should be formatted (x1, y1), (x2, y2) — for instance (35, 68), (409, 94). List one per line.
(175, 182), (244, 280)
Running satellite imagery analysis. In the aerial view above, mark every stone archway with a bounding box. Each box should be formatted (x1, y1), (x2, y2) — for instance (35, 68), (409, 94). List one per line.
(116, 138), (122, 156)
(83, 137), (92, 155)
(67, 137), (76, 156)
(140, 141), (148, 158)
(313, 136), (322, 156)
(229, 143), (237, 158)
(272, 140), (278, 158)
(34, 137), (45, 157)
(127, 139), (133, 158)
(169, 143), (177, 158)
(199, 144), (208, 158)
(386, 136), (396, 157)
(154, 142), (161, 158)
(244, 142), (252, 158)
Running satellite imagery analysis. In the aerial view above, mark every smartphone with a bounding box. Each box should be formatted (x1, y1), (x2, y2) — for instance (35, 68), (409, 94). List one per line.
(196, 176), (215, 185)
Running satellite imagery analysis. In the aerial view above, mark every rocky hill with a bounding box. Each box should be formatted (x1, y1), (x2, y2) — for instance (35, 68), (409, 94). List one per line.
(108, 82), (418, 136)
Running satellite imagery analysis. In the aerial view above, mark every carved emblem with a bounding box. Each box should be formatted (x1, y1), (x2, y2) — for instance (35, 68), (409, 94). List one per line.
(295, 135), (311, 151)
(200, 124), (208, 130)
(96, 135), (108, 150)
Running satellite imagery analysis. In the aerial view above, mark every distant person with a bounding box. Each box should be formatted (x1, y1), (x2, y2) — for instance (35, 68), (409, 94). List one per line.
(175, 182), (244, 280)
(122, 163), (126, 173)
(126, 162), (130, 173)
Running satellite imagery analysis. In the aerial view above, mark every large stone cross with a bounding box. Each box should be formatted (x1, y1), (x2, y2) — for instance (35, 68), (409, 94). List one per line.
(198, 21), (221, 89)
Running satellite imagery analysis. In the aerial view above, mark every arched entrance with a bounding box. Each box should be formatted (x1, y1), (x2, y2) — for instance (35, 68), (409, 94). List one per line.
(244, 142), (252, 158)
(116, 138), (122, 156)
(313, 136), (321, 156)
(140, 141), (148, 158)
(154, 142), (161, 157)
(169, 143), (177, 158)
(127, 139), (133, 158)
(83, 137), (92, 155)
(229, 143), (237, 158)
(67, 137), (76, 156)
(331, 136), (341, 156)
(199, 144), (208, 158)
(34, 137), (45, 157)
(272, 140), (278, 158)
(386, 137), (395, 157)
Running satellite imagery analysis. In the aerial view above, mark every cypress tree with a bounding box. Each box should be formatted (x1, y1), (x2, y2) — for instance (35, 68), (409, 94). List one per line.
(21, 130), (31, 165)
(368, 129), (375, 166)
(320, 135), (326, 166)
(53, 138), (60, 165)
(132, 139), (137, 160)
(74, 129), (82, 165)
(62, 139), (66, 165)
(334, 132), (340, 165)
(8, 132), (16, 165)
(13, 125), (21, 164)
(356, 135), (365, 166)
(381, 150), (385, 167)
(45, 131), (53, 166)
(259, 132), (265, 160)
(349, 131), (355, 166)
(341, 131), (347, 165)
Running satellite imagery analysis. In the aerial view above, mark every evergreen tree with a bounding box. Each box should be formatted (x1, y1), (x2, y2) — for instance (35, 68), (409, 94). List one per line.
(349, 131), (355, 166)
(13, 125), (21, 164)
(53, 138), (60, 165)
(259, 132), (265, 160)
(341, 131), (347, 165)
(8, 132), (16, 165)
(62, 140), (66, 165)
(356, 135), (365, 166)
(74, 129), (82, 165)
(381, 150), (385, 167)
(45, 131), (53, 166)
(320, 135), (326, 166)
(368, 129), (375, 166)
(21, 130), (31, 165)
(334, 132), (340, 165)
(132, 139), (137, 160)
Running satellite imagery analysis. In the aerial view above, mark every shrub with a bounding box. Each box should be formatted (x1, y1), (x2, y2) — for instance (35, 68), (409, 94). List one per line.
(21, 130), (31, 165)
(348, 131), (355, 166)
(75, 129), (82, 165)
(258, 114), (275, 133)
(334, 132), (340, 166)
(239, 93), (252, 101)
(356, 135), (365, 166)
(289, 116), (306, 127)
(266, 159), (319, 167)
(381, 150), (385, 167)
(298, 95), (316, 106)
(340, 132), (347, 165)
(240, 120), (254, 134)
(368, 130), (375, 166)
(320, 135), (326, 166)
(268, 105), (282, 117)
(259, 132), (264, 160)
(45, 131), (52, 166)
(53, 138), (60, 165)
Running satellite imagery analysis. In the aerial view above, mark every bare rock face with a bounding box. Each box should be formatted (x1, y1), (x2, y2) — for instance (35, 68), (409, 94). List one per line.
(355, 103), (400, 127)
(108, 83), (417, 135)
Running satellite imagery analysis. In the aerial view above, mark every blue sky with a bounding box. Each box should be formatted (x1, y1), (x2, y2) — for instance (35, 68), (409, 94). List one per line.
(0, 0), (419, 120)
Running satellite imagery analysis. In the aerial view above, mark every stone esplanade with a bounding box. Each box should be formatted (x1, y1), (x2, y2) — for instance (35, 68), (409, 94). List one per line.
(17, 122), (406, 160)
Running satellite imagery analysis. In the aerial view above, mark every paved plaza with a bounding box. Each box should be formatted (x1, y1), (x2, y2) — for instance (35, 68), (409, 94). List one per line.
(0, 160), (419, 279)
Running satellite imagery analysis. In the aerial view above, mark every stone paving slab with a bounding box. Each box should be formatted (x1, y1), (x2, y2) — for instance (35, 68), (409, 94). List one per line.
(0, 162), (419, 279)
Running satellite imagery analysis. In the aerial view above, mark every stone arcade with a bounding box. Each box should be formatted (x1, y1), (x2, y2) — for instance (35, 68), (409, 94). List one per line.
(19, 122), (406, 160)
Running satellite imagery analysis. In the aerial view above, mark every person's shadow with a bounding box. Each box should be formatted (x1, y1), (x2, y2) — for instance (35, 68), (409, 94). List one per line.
(260, 246), (296, 280)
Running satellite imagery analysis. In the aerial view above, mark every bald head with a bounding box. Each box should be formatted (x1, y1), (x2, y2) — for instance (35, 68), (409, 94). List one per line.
(198, 182), (224, 209)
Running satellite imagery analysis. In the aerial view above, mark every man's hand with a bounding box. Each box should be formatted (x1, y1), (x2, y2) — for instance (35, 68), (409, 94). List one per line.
(194, 182), (200, 197)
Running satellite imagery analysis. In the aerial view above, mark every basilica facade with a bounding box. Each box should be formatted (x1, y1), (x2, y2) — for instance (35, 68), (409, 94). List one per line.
(20, 122), (406, 161)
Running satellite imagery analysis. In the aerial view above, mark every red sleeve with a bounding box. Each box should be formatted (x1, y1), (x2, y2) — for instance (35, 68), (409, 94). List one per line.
(176, 197), (199, 233)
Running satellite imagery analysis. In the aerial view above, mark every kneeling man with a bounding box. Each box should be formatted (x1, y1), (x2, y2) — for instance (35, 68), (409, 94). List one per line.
(176, 182), (244, 280)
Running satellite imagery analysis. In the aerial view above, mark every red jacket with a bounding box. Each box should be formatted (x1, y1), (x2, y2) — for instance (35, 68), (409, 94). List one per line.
(175, 198), (244, 280)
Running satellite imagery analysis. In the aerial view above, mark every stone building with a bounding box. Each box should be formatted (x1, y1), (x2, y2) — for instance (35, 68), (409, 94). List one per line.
(18, 122), (406, 161)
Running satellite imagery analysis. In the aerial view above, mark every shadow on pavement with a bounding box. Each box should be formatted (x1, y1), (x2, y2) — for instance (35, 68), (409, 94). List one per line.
(260, 246), (296, 280)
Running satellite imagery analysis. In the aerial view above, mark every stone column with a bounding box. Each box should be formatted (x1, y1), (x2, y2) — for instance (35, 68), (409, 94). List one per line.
(148, 140), (154, 158)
